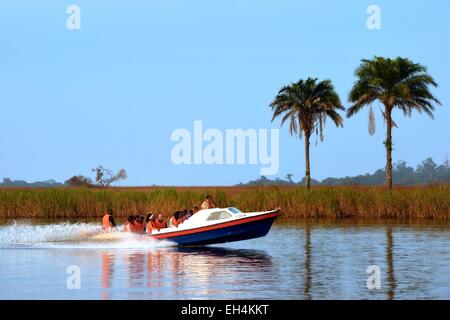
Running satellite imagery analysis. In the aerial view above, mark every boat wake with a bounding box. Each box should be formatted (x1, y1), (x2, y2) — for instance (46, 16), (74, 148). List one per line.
(0, 221), (175, 249)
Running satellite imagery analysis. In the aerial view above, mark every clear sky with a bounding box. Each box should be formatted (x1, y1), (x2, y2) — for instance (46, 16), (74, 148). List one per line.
(0, 0), (449, 186)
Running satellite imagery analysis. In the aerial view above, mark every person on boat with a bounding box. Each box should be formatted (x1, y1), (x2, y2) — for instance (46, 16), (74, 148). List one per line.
(192, 206), (199, 214)
(102, 209), (117, 231)
(181, 208), (191, 221)
(184, 209), (194, 220)
(144, 214), (151, 234)
(146, 214), (157, 234)
(153, 214), (167, 230)
(201, 195), (217, 210)
(124, 215), (135, 233)
(169, 211), (183, 228)
(134, 215), (145, 234)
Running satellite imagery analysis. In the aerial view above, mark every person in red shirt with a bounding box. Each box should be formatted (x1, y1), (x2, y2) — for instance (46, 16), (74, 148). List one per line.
(153, 214), (167, 230)
(124, 215), (135, 233)
(102, 209), (117, 231)
(133, 215), (145, 234)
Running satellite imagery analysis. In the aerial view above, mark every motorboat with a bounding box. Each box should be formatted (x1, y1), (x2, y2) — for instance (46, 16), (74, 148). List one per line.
(149, 207), (281, 246)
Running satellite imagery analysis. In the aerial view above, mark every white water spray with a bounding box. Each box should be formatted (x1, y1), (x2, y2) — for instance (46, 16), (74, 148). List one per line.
(0, 221), (175, 249)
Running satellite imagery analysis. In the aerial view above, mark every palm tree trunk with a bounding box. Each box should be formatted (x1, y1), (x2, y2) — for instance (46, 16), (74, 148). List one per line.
(305, 134), (311, 191)
(385, 106), (393, 190)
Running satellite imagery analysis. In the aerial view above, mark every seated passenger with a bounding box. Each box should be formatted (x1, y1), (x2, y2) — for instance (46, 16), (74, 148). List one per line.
(181, 209), (190, 221)
(192, 206), (199, 214)
(124, 215), (135, 233)
(102, 209), (117, 231)
(144, 214), (151, 234)
(170, 211), (183, 228)
(146, 214), (157, 235)
(134, 215), (145, 235)
(201, 195), (217, 210)
(154, 214), (167, 230)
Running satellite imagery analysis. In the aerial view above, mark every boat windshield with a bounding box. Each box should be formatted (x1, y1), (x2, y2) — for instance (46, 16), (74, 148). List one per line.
(228, 207), (242, 214)
(206, 211), (232, 221)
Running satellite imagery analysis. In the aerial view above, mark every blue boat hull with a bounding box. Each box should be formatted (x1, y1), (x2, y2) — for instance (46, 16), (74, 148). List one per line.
(161, 215), (278, 246)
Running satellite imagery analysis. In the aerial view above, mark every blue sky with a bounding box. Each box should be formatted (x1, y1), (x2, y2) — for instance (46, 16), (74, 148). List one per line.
(0, 0), (449, 186)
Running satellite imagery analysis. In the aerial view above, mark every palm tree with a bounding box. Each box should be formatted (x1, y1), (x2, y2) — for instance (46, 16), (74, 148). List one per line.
(347, 57), (441, 189)
(270, 78), (344, 191)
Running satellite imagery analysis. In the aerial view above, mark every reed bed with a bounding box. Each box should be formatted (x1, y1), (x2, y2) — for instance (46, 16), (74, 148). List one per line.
(0, 185), (449, 220)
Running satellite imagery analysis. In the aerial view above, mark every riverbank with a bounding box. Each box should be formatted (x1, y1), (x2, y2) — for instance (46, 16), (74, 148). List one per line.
(0, 185), (449, 219)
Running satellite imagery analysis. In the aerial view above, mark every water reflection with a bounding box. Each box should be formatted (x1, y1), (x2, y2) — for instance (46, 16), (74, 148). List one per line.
(146, 249), (164, 289)
(96, 226), (412, 300)
(1, 218), (448, 300)
(304, 224), (312, 299)
(101, 252), (114, 300)
(126, 253), (146, 289)
(386, 225), (397, 300)
(100, 247), (273, 300)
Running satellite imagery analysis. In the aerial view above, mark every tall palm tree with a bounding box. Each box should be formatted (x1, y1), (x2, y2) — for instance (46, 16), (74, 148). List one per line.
(270, 78), (344, 191)
(347, 56), (441, 189)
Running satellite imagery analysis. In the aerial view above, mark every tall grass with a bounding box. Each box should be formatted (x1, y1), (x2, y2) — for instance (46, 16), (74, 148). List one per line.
(0, 185), (449, 220)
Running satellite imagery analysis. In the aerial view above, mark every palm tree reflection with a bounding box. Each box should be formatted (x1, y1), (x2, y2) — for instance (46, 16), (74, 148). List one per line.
(304, 224), (312, 299)
(386, 225), (397, 300)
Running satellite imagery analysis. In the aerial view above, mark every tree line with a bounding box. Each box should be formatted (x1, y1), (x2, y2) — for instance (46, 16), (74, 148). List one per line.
(2, 157), (449, 188)
(0, 166), (127, 188)
(237, 157), (450, 186)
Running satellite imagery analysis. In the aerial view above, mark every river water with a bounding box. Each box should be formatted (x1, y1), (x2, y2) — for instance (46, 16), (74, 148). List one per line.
(0, 219), (449, 300)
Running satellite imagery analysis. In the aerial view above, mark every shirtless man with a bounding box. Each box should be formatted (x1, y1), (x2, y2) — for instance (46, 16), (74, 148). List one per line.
(201, 195), (217, 210)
